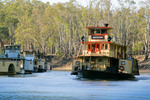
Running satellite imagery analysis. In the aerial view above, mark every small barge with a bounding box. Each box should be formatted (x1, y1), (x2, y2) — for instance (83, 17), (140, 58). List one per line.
(71, 24), (139, 80)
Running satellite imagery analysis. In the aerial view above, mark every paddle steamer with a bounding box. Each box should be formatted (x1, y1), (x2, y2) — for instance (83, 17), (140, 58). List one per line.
(71, 24), (139, 79)
(0, 44), (23, 75)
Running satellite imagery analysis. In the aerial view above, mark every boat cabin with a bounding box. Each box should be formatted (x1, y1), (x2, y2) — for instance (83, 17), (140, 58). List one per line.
(4, 45), (21, 58)
(22, 51), (35, 72)
(80, 26), (127, 59)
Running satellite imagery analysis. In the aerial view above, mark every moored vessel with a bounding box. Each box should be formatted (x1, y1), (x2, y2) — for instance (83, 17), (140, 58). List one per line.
(0, 44), (54, 75)
(0, 44), (23, 75)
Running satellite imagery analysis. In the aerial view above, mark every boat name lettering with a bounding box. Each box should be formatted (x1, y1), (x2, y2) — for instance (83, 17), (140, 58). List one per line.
(92, 36), (104, 39)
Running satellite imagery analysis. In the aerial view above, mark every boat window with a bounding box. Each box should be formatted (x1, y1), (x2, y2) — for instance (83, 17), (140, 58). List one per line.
(101, 44), (104, 49)
(91, 58), (96, 64)
(121, 61), (125, 65)
(14, 46), (20, 50)
(76, 61), (80, 65)
(6, 46), (12, 50)
(92, 44), (95, 50)
(101, 29), (107, 34)
(88, 44), (91, 50)
(99, 58), (102, 62)
(96, 29), (100, 34)
(85, 58), (89, 62)
(91, 29), (95, 34)
(34, 61), (37, 65)
(105, 44), (108, 49)
(97, 44), (99, 50)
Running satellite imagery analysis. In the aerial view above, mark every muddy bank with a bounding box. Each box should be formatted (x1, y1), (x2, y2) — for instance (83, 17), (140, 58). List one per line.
(52, 56), (72, 71)
(52, 67), (72, 71)
(52, 55), (150, 71)
(139, 70), (150, 73)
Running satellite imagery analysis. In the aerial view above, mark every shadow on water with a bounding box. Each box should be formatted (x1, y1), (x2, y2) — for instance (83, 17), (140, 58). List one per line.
(74, 77), (138, 82)
(0, 74), (37, 78)
(73, 73), (150, 82)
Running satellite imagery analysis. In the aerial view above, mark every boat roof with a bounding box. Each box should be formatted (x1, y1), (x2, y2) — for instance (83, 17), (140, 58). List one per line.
(80, 41), (112, 44)
(86, 26), (113, 29)
(4, 45), (20, 46)
(0, 58), (24, 60)
(22, 50), (36, 53)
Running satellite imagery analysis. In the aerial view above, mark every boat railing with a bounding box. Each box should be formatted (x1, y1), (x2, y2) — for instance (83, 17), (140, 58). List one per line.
(80, 64), (118, 72)
(73, 63), (119, 73)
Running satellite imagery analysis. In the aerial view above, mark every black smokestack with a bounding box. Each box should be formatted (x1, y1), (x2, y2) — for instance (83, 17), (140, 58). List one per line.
(104, 23), (109, 27)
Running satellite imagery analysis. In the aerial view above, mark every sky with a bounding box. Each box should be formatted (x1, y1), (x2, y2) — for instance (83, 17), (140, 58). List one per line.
(39, 0), (146, 8)
(40, 0), (88, 5)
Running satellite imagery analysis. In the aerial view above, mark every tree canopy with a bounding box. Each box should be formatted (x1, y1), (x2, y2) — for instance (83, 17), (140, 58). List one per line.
(0, 0), (149, 60)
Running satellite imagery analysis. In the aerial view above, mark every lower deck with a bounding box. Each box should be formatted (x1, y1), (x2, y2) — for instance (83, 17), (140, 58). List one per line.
(72, 56), (139, 75)
(0, 59), (22, 74)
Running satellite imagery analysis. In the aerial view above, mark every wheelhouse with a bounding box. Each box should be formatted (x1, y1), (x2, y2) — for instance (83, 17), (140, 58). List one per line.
(4, 45), (21, 58)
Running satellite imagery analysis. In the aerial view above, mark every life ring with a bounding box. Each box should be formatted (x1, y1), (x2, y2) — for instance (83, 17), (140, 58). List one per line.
(119, 66), (124, 71)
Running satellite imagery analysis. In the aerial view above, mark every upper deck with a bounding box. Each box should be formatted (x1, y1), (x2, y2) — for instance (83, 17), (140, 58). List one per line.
(79, 24), (127, 59)
(86, 24), (112, 42)
(4, 45), (21, 58)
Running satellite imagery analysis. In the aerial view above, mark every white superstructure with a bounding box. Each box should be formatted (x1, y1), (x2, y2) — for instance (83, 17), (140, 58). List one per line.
(4, 45), (21, 58)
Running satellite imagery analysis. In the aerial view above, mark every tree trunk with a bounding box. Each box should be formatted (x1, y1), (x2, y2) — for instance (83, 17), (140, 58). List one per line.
(144, 10), (149, 61)
(144, 40), (149, 61)
(0, 39), (4, 51)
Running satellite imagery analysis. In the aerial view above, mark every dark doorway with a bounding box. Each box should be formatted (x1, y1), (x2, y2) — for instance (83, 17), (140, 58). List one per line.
(109, 58), (119, 72)
(8, 64), (15, 73)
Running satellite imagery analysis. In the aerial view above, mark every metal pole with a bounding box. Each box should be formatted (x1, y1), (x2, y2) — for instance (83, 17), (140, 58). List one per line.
(84, 31), (86, 69)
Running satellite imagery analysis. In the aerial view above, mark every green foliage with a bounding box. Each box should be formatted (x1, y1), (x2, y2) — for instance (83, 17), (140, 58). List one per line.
(0, 0), (149, 58)
(55, 49), (64, 58)
(0, 27), (9, 38)
(132, 42), (144, 54)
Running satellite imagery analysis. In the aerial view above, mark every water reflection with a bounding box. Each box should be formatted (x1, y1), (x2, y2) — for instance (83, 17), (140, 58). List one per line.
(135, 75), (150, 81)
(75, 77), (138, 82)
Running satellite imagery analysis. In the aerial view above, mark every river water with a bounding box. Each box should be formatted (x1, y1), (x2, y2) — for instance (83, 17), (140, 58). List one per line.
(0, 71), (150, 100)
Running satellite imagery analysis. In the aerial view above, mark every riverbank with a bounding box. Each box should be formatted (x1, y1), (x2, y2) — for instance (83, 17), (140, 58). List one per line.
(139, 69), (150, 73)
(52, 67), (72, 71)
(52, 55), (150, 71)
(52, 61), (72, 71)
(52, 56), (72, 71)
